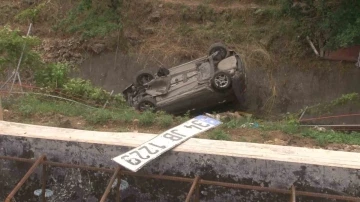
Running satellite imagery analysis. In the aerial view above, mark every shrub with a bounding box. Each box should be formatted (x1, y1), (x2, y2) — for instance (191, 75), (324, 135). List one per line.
(35, 63), (70, 88)
(139, 110), (156, 126)
(62, 78), (125, 106)
(15, 2), (47, 23)
(208, 129), (231, 140)
(0, 26), (42, 72)
(156, 112), (174, 128)
(281, 0), (360, 50)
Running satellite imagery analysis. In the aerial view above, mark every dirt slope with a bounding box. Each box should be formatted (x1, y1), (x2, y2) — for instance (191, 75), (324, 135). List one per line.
(1, 0), (359, 116)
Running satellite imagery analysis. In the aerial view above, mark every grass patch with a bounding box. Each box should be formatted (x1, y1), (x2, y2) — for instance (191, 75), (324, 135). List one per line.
(85, 109), (113, 125)
(223, 118), (249, 129)
(55, 0), (122, 38)
(139, 110), (156, 126)
(301, 129), (360, 146)
(260, 120), (360, 146)
(6, 95), (182, 128)
(13, 95), (90, 117)
(208, 129), (231, 140)
(156, 111), (174, 128)
(260, 121), (299, 134)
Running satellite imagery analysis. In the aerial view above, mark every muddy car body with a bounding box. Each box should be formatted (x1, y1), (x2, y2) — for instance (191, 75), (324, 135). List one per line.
(123, 43), (247, 114)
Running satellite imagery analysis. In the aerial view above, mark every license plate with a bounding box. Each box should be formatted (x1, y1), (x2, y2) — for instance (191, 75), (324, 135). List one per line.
(112, 115), (221, 172)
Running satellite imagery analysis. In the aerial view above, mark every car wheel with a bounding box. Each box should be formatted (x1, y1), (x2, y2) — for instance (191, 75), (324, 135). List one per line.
(137, 97), (156, 111)
(211, 71), (232, 90)
(208, 43), (229, 62)
(134, 70), (154, 86)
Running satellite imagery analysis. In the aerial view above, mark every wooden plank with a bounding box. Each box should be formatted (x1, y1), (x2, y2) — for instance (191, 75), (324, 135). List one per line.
(0, 121), (360, 169)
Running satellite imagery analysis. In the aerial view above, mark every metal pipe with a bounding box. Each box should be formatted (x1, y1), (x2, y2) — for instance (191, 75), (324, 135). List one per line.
(121, 170), (194, 183)
(5, 155), (45, 202)
(45, 161), (114, 172)
(300, 124), (360, 127)
(300, 124), (360, 131)
(195, 182), (200, 202)
(41, 158), (47, 202)
(100, 167), (121, 202)
(185, 176), (200, 202)
(200, 180), (360, 201)
(115, 174), (121, 202)
(200, 179), (290, 195)
(300, 114), (360, 122)
(296, 190), (360, 201)
(290, 185), (296, 202)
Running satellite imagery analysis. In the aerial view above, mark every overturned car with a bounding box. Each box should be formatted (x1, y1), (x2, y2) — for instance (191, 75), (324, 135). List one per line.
(123, 43), (247, 114)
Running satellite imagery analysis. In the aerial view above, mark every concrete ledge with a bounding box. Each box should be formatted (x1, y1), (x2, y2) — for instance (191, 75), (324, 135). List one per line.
(0, 121), (360, 169)
(1, 121), (360, 201)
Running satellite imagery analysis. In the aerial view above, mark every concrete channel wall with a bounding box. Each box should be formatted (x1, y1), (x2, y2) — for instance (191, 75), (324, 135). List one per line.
(0, 121), (360, 202)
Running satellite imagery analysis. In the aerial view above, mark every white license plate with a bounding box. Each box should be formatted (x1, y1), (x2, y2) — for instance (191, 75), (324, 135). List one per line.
(112, 115), (221, 172)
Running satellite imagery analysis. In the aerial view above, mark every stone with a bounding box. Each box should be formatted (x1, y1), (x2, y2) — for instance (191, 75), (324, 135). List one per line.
(72, 52), (82, 58)
(62, 52), (71, 59)
(59, 119), (72, 128)
(142, 27), (155, 35)
(264, 138), (287, 146)
(45, 52), (59, 59)
(133, 119), (139, 125)
(148, 11), (161, 22)
(91, 43), (105, 54)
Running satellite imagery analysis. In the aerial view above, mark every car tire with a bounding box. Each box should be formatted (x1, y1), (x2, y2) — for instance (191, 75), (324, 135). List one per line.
(134, 70), (154, 86)
(136, 97), (156, 112)
(208, 43), (229, 62)
(211, 71), (232, 90)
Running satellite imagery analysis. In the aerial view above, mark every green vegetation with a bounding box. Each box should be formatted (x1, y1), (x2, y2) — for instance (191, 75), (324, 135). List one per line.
(208, 129), (231, 140)
(14, 95), (90, 118)
(139, 110), (156, 126)
(156, 111), (174, 128)
(85, 109), (113, 125)
(302, 129), (360, 147)
(0, 26), (42, 72)
(223, 118), (248, 129)
(307, 93), (360, 115)
(282, 0), (360, 50)
(5, 94), (360, 147)
(35, 62), (70, 88)
(15, 1), (47, 23)
(62, 78), (125, 106)
(260, 121), (299, 134)
(55, 0), (123, 38)
(5, 95), (180, 128)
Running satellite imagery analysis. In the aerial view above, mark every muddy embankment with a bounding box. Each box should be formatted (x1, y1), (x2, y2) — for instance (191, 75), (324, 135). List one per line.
(76, 52), (360, 117)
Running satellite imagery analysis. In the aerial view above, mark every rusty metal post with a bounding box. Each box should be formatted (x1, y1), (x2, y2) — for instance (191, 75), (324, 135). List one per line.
(115, 174), (121, 202)
(100, 166), (121, 202)
(185, 176), (200, 202)
(194, 180), (200, 202)
(5, 155), (46, 202)
(291, 185), (296, 202)
(1, 155), (360, 202)
(41, 157), (48, 202)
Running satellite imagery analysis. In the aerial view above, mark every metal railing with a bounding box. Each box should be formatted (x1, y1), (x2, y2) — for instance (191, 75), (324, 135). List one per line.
(1, 155), (359, 202)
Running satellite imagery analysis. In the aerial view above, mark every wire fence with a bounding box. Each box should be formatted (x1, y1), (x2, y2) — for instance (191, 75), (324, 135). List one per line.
(0, 81), (124, 112)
